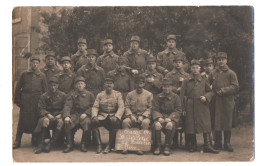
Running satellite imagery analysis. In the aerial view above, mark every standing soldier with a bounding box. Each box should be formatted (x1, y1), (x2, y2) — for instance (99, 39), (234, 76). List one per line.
(13, 56), (48, 149)
(107, 56), (135, 100)
(122, 75), (153, 155)
(34, 76), (66, 154)
(122, 35), (149, 74)
(152, 78), (182, 156)
(91, 76), (124, 154)
(77, 49), (105, 97)
(40, 51), (61, 83)
(180, 60), (218, 154)
(71, 38), (88, 73)
(157, 34), (189, 75)
(208, 52), (239, 152)
(142, 55), (163, 96)
(56, 56), (76, 94)
(62, 77), (95, 153)
(96, 39), (119, 74)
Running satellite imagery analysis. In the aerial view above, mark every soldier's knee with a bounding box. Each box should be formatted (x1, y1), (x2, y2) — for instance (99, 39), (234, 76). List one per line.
(141, 118), (150, 129)
(56, 119), (64, 130)
(165, 122), (174, 130)
(122, 118), (131, 129)
(42, 118), (50, 128)
(154, 122), (162, 130)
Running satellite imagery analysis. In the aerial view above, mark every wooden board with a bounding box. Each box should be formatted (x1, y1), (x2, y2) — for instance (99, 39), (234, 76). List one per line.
(115, 129), (152, 151)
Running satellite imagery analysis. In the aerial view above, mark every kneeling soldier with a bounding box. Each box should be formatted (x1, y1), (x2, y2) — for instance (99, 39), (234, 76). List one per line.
(122, 75), (153, 155)
(152, 78), (182, 156)
(62, 77), (95, 153)
(91, 76), (124, 154)
(34, 76), (66, 154)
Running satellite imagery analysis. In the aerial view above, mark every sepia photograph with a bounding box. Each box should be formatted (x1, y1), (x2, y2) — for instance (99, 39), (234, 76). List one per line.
(12, 5), (254, 162)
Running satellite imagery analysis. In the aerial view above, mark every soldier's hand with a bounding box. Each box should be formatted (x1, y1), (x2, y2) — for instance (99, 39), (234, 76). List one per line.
(164, 70), (169, 75)
(80, 113), (87, 120)
(64, 117), (71, 124)
(137, 116), (144, 124)
(177, 87), (181, 92)
(165, 118), (171, 123)
(55, 114), (62, 119)
(131, 69), (139, 75)
(158, 118), (165, 124)
(200, 96), (207, 103)
(179, 77), (184, 82)
(47, 114), (55, 120)
(130, 115), (137, 123)
(147, 77), (154, 83)
(216, 90), (223, 96)
(92, 116), (99, 123)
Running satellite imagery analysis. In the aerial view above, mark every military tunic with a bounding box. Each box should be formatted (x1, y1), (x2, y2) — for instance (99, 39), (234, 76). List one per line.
(14, 69), (48, 133)
(71, 50), (88, 73)
(142, 70), (163, 96)
(77, 64), (105, 97)
(180, 75), (213, 134)
(122, 48), (149, 74)
(96, 51), (119, 74)
(56, 69), (76, 94)
(107, 68), (135, 100)
(208, 65), (239, 131)
(63, 89), (95, 131)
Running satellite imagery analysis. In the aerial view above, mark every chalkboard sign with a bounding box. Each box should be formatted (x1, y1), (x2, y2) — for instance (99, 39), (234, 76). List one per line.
(115, 129), (152, 151)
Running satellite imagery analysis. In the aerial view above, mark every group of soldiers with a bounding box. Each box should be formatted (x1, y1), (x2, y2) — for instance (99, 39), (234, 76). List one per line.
(13, 34), (239, 156)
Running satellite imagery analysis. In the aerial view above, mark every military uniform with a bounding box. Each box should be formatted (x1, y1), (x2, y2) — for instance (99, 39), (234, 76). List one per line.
(13, 56), (48, 149)
(34, 77), (66, 154)
(96, 39), (119, 74)
(62, 77), (95, 153)
(71, 38), (88, 72)
(208, 52), (239, 152)
(107, 57), (135, 100)
(40, 51), (61, 84)
(180, 60), (218, 153)
(57, 56), (76, 94)
(92, 78), (124, 153)
(77, 49), (105, 97)
(152, 78), (182, 155)
(157, 35), (189, 73)
(122, 36), (149, 74)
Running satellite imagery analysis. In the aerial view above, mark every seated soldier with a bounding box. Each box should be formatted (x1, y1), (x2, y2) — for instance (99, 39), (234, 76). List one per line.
(91, 76), (124, 154)
(34, 76), (66, 154)
(152, 78), (182, 156)
(122, 75), (153, 155)
(62, 77), (95, 153)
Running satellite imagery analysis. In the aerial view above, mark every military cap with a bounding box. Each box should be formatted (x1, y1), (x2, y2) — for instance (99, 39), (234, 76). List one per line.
(61, 56), (71, 63)
(146, 55), (157, 63)
(78, 38), (87, 44)
(45, 51), (56, 58)
(117, 56), (127, 65)
(48, 76), (59, 84)
(191, 59), (201, 66)
(74, 76), (86, 84)
(204, 58), (214, 65)
(173, 54), (184, 62)
(135, 75), (145, 83)
(167, 34), (177, 41)
(87, 49), (98, 56)
(104, 39), (113, 45)
(105, 75), (114, 83)
(130, 35), (141, 42)
(216, 52), (227, 59)
(162, 78), (172, 86)
(30, 55), (40, 62)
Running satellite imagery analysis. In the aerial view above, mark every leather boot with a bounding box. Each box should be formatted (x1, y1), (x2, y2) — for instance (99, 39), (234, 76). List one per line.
(63, 130), (74, 153)
(51, 129), (61, 147)
(103, 129), (116, 154)
(172, 132), (179, 149)
(214, 131), (222, 150)
(13, 130), (23, 149)
(163, 129), (173, 156)
(153, 130), (161, 155)
(184, 133), (189, 150)
(93, 128), (102, 153)
(80, 131), (90, 152)
(224, 131), (234, 152)
(34, 128), (47, 154)
(189, 134), (196, 152)
(203, 133), (219, 154)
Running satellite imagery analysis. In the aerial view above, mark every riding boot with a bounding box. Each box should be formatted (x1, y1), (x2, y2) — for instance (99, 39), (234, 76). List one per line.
(214, 131), (222, 150)
(163, 129), (173, 156)
(203, 133), (219, 154)
(104, 129), (116, 154)
(189, 134), (196, 152)
(224, 131), (234, 152)
(51, 129), (61, 147)
(13, 129), (23, 149)
(34, 128), (47, 154)
(80, 131), (90, 152)
(93, 128), (102, 153)
(63, 130), (74, 153)
(153, 130), (161, 155)
(172, 132), (179, 149)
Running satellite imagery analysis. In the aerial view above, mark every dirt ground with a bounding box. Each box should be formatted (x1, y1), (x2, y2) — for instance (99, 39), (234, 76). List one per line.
(12, 104), (254, 162)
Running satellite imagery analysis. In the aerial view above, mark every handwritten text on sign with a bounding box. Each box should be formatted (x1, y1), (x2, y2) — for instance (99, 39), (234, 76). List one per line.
(115, 129), (152, 151)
